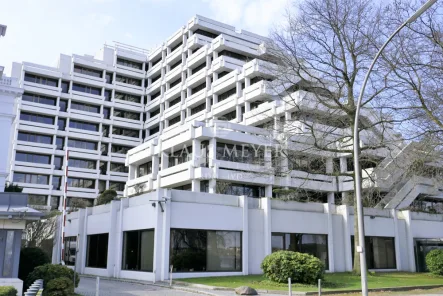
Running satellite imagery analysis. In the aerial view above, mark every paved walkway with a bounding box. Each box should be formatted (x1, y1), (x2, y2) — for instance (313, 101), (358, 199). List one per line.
(75, 277), (204, 296)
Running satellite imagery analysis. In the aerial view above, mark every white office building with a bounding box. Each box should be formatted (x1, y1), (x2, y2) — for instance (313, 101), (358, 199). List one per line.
(6, 15), (441, 279)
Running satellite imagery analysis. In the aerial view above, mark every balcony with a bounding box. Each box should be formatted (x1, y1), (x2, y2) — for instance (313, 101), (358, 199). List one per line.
(243, 80), (276, 102)
(187, 45), (209, 69)
(186, 88), (207, 108)
(164, 83), (182, 101)
(212, 70), (238, 94)
(212, 34), (261, 57)
(186, 68), (207, 89)
(166, 45), (183, 66)
(212, 94), (238, 118)
(243, 59), (276, 78)
(165, 64), (183, 84)
(212, 56), (245, 73)
(187, 34), (213, 51)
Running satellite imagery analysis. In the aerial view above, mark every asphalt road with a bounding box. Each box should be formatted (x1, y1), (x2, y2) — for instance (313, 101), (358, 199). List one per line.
(75, 277), (201, 296)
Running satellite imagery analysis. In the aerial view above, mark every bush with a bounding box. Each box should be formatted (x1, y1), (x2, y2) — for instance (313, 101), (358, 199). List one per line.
(26, 264), (79, 289)
(96, 189), (118, 206)
(426, 249), (443, 275)
(0, 286), (18, 296)
(261, 251), (324, 284)
(19, 247), (50, 284)
(44, 277), (74, 296)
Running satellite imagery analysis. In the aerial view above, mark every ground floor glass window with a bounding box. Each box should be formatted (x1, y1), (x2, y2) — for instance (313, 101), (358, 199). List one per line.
(271, 233), (329, 269)
(122, 229), (154, 272)
(86, 233), (108, 268)
(64, 236), (77, 266)
(351, 236), (396, 269)
(170, 229), (242, 272)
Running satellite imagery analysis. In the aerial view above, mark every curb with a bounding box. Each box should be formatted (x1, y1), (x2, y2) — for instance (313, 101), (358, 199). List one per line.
(78, 275), (219, 296)
(173, 280), (443, 295)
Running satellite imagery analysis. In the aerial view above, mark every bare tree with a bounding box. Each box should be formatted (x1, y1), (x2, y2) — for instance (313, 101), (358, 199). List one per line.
(23, 211), (59, 248)
(262, 0), (406, 274)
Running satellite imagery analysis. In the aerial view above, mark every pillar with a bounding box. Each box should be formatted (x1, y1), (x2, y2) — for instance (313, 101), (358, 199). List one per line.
(324, 203), (335, 272)
(240, 196), (249, 275)
(262, 197), (272, 256)
(160, 189), (171, 281)
(391, 209), (402, 271)
(403, 210), (416, 272)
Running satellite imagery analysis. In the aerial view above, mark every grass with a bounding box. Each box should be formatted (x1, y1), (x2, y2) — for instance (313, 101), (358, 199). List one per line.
(178, 272), (443, 292)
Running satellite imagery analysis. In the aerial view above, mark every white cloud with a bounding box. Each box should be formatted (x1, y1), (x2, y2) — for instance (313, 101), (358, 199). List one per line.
(204, 0), (288, 36)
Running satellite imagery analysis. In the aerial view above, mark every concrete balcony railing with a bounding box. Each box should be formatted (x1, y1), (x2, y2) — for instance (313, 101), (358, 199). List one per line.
(0, 76), (19, 87)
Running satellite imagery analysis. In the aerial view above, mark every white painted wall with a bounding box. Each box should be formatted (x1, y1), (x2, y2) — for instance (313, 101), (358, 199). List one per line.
(59, 190), (443, 281)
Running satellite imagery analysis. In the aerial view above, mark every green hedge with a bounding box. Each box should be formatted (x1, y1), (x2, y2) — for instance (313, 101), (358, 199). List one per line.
(426, 249), (443, 275)
(261, 251), (324, 284)
(44, 277), (74, 296)
(19, 247), (50, 286)
(26, 264), (79, 289)
(0, 286), (18, 296)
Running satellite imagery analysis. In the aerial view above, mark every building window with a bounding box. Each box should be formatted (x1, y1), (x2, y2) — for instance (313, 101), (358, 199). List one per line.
(59, 100), (68, 112)
(54, 156), (63, 170)
(216, 182), (265, 198)
(28, 195), (47, 205)
(57, 118), (66, 131)
(168, 146), (192, 167)
(86, 233), (108, 268)
(194, 29), (219, 39)
(20, 112), (54, 125)
(122, 229), (154, 271)
(52, 176), (61, 190)
(191, 82), (206, 95)
(2, 231), (16, 278)
(169, 97), (181, 107)
(99, 162), (107, 175)
(67, 197), (93, 207)
(218, 50), (250, 62)
(109, 182), (125, 191)
(24, 73), (58, 87)
(69, 120), (99, 132)
(115, 92), (141, 104)
(272, 233), (329, 269)
(169, 78), (181, 89)
(191, 62), (206, 75)
(13, 173), (49, 185)
(56, 137), (64, 150)
(113, 109), (139, 120)
(74, 65), (102, 78)
(117, 58), (143, 70)
(111, 145), (131, 155)
(168, 115), (181, 126)
(101, 144), (109, 156)
(18, 132), (52, 145)
(15, 152), (50, 164)
(200, 180), (209, 193)
(110, 162), (128, 173)
(99, 181), (106, 193)
(105, 72), (113, 84)
(68, 139), (97, 150)
(71, 102), (100, 114)
(22, 93), (56, 106)
(150, 108), (160, 118)
(170, 59), (182, 70)
(151, 74), (161, 83)
(112, 127), (139, 138)
(102, 125), (110, 137)
(151, 91), (161, 100)
(170, 229), (242, 272)
(61, 81), (69, 93)
(138, 161), (152, 177)
(70, 158), (96, 169)
(104, 90), (112, 101)
(103, 107), (110, 120)
(67, 178), (95, 189)
(64, 236), (77, 266)
(351, 236), (396, 269)
(191, 103), (206, 115)
(218, 87), (236, 103)
(216, 143), (264, 165)
(72, 83), (101, 96)
(51, 196), (60, 209)
(116, 75), (142, 87)
(149, 126), (159, 136)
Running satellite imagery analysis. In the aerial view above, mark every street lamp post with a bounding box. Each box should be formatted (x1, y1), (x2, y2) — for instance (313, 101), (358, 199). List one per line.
(352, 1), (438, 295)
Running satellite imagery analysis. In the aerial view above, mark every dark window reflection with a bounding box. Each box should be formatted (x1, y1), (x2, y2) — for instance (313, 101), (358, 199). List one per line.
(351, 236), (396, 269)
(86, 233), (108, 268)
(170, 229), (242, 272)
(122, 229), (154, 272)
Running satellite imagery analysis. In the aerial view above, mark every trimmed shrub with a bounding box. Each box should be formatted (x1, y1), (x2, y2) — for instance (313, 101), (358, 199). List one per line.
(44, 277), (74, 296)
(19, 247), (50, 284)
(261, 251), (324, 284)
(26, 264), (79, 289)
(0, 286), (18, 296)
(426, 249), (443, 275)
(96, 189), (118, 206)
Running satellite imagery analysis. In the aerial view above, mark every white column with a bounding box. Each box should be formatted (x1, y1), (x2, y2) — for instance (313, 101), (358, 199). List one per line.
(160, 189), (171, 281)
(240, 195), (249, 275)
(338, 205), (353, 271)
(324, 203), (335, 272)
(107, 200), (119, 277)
(403, 210), (416, 272)
(153, 188), (166, 282)
(80, 208), (88, 274)
(262, 197), (272, 256)
(391, 209), (402, 271)
(115, 198), (127, 278)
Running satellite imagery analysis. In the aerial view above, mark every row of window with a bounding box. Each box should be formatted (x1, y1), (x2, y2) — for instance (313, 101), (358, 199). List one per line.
(67, 227), (397, 272)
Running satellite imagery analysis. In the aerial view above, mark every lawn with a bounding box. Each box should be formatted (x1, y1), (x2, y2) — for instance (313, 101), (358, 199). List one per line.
(177, 272), (443, 292)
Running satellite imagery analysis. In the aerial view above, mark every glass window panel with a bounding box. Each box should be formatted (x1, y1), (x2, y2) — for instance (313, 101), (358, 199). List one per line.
(207, 231), (241, 271)
(2, 231), (15, 277)
(86, 233), (108, 268)
(63, 236), (77, 266)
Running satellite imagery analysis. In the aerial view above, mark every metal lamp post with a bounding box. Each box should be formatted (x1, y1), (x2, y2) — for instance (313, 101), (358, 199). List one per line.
(352, 0), (438, 295)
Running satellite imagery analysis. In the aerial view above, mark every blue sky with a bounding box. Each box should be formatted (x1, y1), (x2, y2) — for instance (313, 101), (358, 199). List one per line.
(0, 0), (288, 75)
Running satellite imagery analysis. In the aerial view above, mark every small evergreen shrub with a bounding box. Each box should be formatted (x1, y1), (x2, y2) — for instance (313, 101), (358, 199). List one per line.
(26, 264), (79, 289)
(261, 251), (324, 284)
(44, 277), (74, 296)
(426, 249), (443, 275)
(19, 247), (50, 285)
(0, 286), (18, 296)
